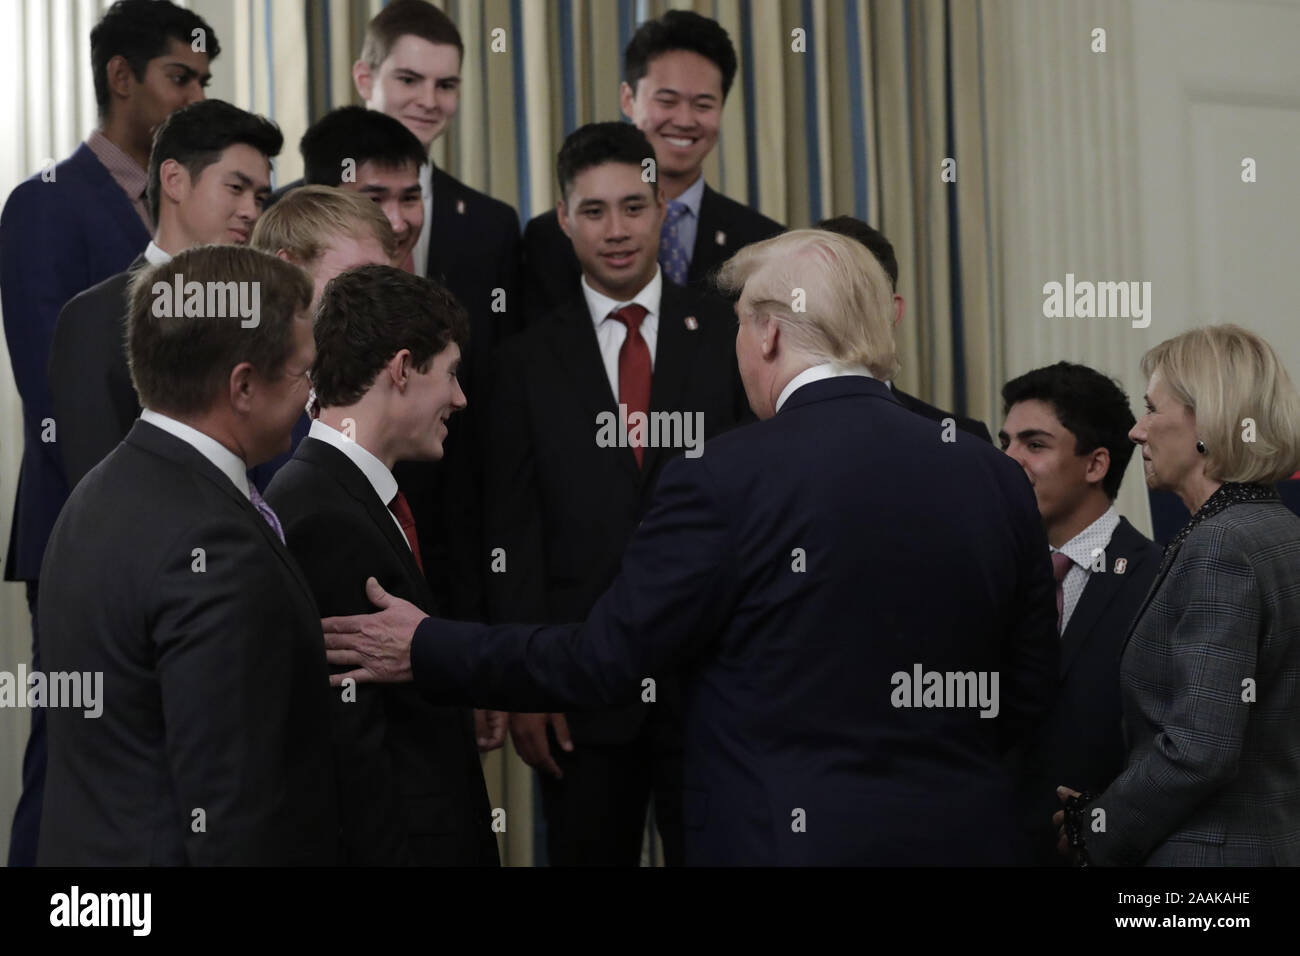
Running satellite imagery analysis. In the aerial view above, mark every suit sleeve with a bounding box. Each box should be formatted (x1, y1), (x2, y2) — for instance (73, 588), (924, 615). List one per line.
(1, 181), (89, 427)
(151, 513), (326, 865)
(998, 467), (1059, 752)
(282, 509), (413, 865)
(413, 452), (735, 711)
(49, 291), (130, 487)
(1088, 529), (1260, 866)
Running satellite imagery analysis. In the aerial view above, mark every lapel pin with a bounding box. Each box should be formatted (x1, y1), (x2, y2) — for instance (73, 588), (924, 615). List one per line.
(456, 199), (466, 215)
(684, 316), (698, 331)
(715, 230), (726, 246)
(1114, 558), (1127, 574)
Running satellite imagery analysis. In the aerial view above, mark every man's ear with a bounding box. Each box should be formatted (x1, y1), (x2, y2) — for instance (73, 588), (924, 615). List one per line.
(159, 158), (189, 210)
(229, 361), (256, 413)
(106, 54), (135, 104)
(273, 248), (293, 263)
(352, 59), (374, 104)
(893, 294), (905, 328)
(1085, 446), (1111, 487)
(761, 317), (781, 360)
(387, 348), (412, 388)
(618, 81), (636, 121)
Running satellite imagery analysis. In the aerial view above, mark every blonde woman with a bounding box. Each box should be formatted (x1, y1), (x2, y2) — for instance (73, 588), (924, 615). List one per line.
(1057, 324), (1300, 865)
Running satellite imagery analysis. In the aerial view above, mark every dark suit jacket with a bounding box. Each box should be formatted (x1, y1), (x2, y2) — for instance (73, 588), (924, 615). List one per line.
(1012, 515), (1160, 865)
(265, 436), (498, 866)
(484, 280), (751, 746)
(49, 255), (145, 489)
(2, 143), (150, 581)
(1091, 500), (1300, 866)
(521, 183), (785, 323)
(272, 167), (524, 619)
(36, 420), (339, 865)
(418, 376), (1058, 864)
(891, 385), (992, 444)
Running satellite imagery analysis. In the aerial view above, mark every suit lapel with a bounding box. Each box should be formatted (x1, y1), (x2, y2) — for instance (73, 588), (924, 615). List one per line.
(295, 438), (436, 610)
(125, 420), (318, 609)
(548, 298), (640, 483)
(689, 185), (729, 284)
(1059, 560), (1123, 679)
(425, 166), (460, 283)
(73, 144), (151, 250)
(641, 283), (699, 480)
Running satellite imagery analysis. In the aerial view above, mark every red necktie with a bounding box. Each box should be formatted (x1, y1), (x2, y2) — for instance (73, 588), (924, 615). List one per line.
(388, 490), (424, 573)
(610, 304), (651, 467)
(1051, 551), (1073, 635)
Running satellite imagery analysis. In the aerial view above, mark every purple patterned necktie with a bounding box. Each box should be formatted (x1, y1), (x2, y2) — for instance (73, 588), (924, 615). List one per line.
(249, 483), (285, 544)
(659, 201), (690, 285)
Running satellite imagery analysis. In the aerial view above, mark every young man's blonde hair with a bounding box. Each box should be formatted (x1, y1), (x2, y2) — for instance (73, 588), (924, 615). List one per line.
(1141, 324), (1300, 484)
(250, 185), (398, 266)
(715, 228), (899, 381)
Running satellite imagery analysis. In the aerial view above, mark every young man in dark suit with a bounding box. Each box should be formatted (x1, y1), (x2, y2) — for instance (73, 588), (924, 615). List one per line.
(320, 229), (1058, 866)
(997, 361), (1160, 865)
(1, 0), (218, 867)
(50, 100), (281, 491)
(817, 215), (992, 443)
(523, 10), (784, 322)
(488, 122), (751, 865)
(38, 246), (338, 865)
(265, 266), (498, 866)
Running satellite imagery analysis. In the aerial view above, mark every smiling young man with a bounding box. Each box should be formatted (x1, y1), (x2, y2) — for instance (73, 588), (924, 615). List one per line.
(263, 265), (498, 865)
(2, 0), (219, 866)
(298, 106), (425, 270)
(487, 122), (749, 866)
(997, 362), (1160, 865)
(50, 99), (282, 490)
(523, 9), (784, 321)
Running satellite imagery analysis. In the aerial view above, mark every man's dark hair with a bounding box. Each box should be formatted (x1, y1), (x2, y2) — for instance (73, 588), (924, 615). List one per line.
(128, 245), (313, 416)
(1001, 362), (1137, 500)
(360, 0), (463, 67)
(300, 107), (426, 187)
(91, 0), (220, 119)
(624, 10), (738, 100)
(312, 265), (469, 408)
(557, 122), (658, 200)
(148, 100), (282, 223)
(816, 216), (899, 290)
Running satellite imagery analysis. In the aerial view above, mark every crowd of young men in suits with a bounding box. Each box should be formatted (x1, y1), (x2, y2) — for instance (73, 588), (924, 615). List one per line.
(4, 0), (1163, 866)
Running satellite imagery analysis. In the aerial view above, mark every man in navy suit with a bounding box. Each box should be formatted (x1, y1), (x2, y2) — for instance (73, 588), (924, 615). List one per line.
(0, 0), (218, 867)
(522, 10), (784, 323)
(321, 229), (1058, 865)
(997, 362), (1160, 864)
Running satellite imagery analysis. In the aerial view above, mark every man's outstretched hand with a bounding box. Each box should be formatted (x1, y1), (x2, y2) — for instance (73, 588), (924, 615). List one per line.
(322, 576), (427, 685)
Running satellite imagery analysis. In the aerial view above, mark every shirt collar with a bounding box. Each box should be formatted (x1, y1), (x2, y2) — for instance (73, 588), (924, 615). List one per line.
(775, 362), (875, 413)
(144, 241), (172, 266)
(86, 130), (148, 205)
(582, 266), (663, 330)
(308, 419), (399, 508)
(140, 408), (250, 498)
(419, 161), (432, 198)
(1052, 505), (1121, 569)
(672, 173), (706, 218)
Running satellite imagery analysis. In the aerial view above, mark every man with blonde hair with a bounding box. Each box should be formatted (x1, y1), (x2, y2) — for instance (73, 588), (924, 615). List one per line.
(246, 185), (396, 487)
(319, 229), (1058, 866)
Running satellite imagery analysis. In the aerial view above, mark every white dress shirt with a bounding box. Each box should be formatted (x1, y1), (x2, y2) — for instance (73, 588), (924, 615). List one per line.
(412, 161), (433, 278)
(775, 362), (875, 413)
(1052, 505), (1121, 634)
(581, 267), (662, 399)
(143, 240), (171, 266)
(307, 419), (409, 547)
(140, 408), (250, 499)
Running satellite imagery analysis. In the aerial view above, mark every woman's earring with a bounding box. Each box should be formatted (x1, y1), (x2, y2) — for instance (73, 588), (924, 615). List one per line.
(1196, 440), (1207, 455)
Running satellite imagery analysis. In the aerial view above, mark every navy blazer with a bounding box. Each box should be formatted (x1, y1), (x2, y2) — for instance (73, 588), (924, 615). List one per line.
(410, 376), (1058, 865)
(1, 143), (150, 581)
